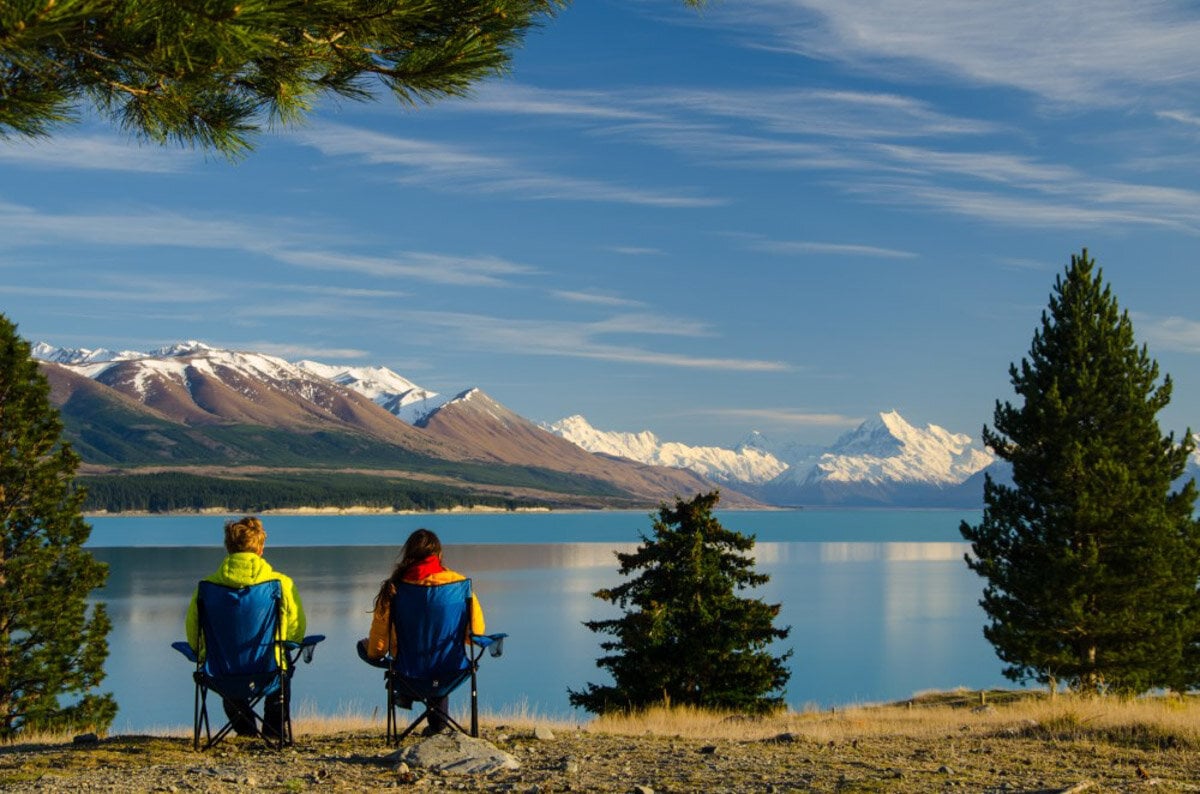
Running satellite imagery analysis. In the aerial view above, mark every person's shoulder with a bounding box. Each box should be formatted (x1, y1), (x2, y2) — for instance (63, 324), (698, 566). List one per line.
(423, 569), (467, 585)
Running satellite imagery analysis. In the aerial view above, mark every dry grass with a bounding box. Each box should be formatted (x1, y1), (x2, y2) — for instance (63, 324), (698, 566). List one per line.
(7, 688), (1200, 751)
(586, 688), (1200, 749)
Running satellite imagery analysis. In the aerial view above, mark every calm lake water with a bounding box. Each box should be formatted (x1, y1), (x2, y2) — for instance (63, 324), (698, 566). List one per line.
(86, 509), (1013, 733)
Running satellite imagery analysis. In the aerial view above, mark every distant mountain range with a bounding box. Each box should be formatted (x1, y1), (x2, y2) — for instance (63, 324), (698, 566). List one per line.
(33, 341), (741, 510)
(546, 409), (1200, 508)
(547, 411), (998, 507)
(33, 340), (1200, 511)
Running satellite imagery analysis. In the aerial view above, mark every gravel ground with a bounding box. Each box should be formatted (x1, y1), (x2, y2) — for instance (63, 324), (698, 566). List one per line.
(2, 720), (1199, 793)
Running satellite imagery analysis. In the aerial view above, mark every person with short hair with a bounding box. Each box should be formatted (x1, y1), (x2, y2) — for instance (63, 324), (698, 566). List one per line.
(185, 516), (306, 738)
(359, 528), (484, 735)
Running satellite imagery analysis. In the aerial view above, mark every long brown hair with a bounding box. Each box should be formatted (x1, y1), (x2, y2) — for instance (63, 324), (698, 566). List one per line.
(373, 528), (442, 611)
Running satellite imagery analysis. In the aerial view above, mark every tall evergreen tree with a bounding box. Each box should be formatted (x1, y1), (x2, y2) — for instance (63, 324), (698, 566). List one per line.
(961, 249), (1200, 694)
(569, 491), (791, 714)
(0, 315), (114, 737)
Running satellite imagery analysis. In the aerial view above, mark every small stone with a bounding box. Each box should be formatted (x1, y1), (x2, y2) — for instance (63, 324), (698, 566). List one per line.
(938, 765), (954, 775)
(533, 725), (556, 741)
(632, 787), (654, 794)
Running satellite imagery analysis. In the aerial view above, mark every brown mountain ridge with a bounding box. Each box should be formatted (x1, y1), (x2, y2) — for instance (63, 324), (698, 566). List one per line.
(39, 352), (758, 510)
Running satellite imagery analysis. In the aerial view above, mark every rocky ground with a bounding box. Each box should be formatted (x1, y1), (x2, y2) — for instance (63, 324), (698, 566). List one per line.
(2, 716), (1199, 793)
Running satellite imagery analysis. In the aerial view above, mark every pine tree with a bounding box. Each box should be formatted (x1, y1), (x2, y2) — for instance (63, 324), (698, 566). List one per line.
(0, 315), (115, 737)
(1, 0), (700, 155)
(569, 491), (791, 714)
(961, 249), (1200, 694)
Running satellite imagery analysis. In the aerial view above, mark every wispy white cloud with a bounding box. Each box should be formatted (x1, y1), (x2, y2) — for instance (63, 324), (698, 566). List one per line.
(468, 83), (998, 139)
(589, 313), (714, 337)
(272, 249), (538, 287)
(748, 238), (918, 259)
(296, 123), (722, 208)
(691, 408), (862, 427)
(649, 87), (1000, 139)
(278, 285), (410, 299)
(1156, 110), (1200, 128)
(852, 182), (1193, 230)
(231, 341), (371, 359)
(0, 282), (226, 303)
(439, 81), (1200, 232)
(402, 310), (791, 371)
(452, 84), (658, 122)
(0, 202), (537, 287)
(729, 0), (1200, 106)
(551, 290), (647, 308)
(1141, 315), (1200, 354)
(0, 135), (196, 173)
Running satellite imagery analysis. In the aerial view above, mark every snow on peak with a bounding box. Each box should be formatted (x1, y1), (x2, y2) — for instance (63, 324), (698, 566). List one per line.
(31, 342), (144, 365)
(544, 415), (789, 485)
(801, 410), (993, 486)
(152, 340), (215, 357)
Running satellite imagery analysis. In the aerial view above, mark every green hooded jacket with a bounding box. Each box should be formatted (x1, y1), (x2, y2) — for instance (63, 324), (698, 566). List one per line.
(185, 552), (306, 663)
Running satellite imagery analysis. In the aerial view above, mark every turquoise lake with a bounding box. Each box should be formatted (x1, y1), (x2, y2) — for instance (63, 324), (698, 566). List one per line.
(86, 509), (1013, 732)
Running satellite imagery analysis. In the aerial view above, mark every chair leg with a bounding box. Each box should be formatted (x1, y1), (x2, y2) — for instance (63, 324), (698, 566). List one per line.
(193, 683), (205, 751)
(387, 680), (396, 745)
(470, 668), (479, 738)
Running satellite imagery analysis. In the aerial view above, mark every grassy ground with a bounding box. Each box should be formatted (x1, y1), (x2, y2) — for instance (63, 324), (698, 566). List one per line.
(3, 690), (1200, 791)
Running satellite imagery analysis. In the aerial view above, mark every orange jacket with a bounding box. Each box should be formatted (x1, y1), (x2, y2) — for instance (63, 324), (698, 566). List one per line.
(365, 567), (485, 661)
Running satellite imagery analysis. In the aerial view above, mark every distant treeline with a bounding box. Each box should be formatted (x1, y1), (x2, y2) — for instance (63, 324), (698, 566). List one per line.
(78, 471), (539, 513)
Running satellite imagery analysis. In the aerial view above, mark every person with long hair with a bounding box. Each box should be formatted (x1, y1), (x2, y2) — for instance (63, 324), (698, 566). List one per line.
(185, 516), (305, 738)
(359, 528), (484, 735)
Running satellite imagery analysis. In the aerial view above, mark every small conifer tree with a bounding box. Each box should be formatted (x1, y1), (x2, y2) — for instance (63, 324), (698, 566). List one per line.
(0, 315), (115, 737)
(569, 491), (791, 714)
(961, 249), (1200, 694)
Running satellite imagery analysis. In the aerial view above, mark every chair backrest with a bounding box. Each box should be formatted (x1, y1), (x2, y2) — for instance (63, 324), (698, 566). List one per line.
(196, 579), (283, 679)
(389, 579), (471, 681)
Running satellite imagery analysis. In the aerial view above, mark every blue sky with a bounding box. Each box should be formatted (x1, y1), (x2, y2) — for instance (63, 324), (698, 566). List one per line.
(3, 0), (1200, 448)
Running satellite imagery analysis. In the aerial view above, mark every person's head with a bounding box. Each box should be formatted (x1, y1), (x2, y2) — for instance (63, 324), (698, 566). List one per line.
(224, 516), (266, 556)
(374, 528), (443, 610)
(398, 528), (442, 571)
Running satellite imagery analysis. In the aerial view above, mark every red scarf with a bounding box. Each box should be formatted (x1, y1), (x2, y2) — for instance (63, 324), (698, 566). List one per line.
(404, 554), (445, 582)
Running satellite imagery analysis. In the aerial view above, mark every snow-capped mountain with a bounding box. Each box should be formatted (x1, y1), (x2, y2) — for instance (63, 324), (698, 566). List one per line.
(735, 430), (826, 480)
(760, 411), (994, 506)
(547, 410), (996, 507)
(33, 340), (749, 508)
(776, 410), (993, 487)
(31, 341), (146, 365)
(543, 415), (789, 485)
(36, 340), (441, 452)
(294, 359), (450, 424)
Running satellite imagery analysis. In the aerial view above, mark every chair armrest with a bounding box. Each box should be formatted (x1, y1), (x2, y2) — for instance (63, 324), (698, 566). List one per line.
(171, 641), (199, 663)
(471, 632), (508, 658)
(356, 638), (392, 669)
(286, 633), (328, 666)
(283, 634), (326, 664)
(300, 634), (324, 663)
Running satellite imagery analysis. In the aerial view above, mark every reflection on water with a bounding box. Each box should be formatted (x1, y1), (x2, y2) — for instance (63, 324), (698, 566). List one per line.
(90, 537), (1004, 732)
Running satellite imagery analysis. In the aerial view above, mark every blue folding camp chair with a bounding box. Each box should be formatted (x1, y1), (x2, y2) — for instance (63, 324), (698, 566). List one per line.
(361, 579), (506, 744)
(172, 580), (325, 750)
